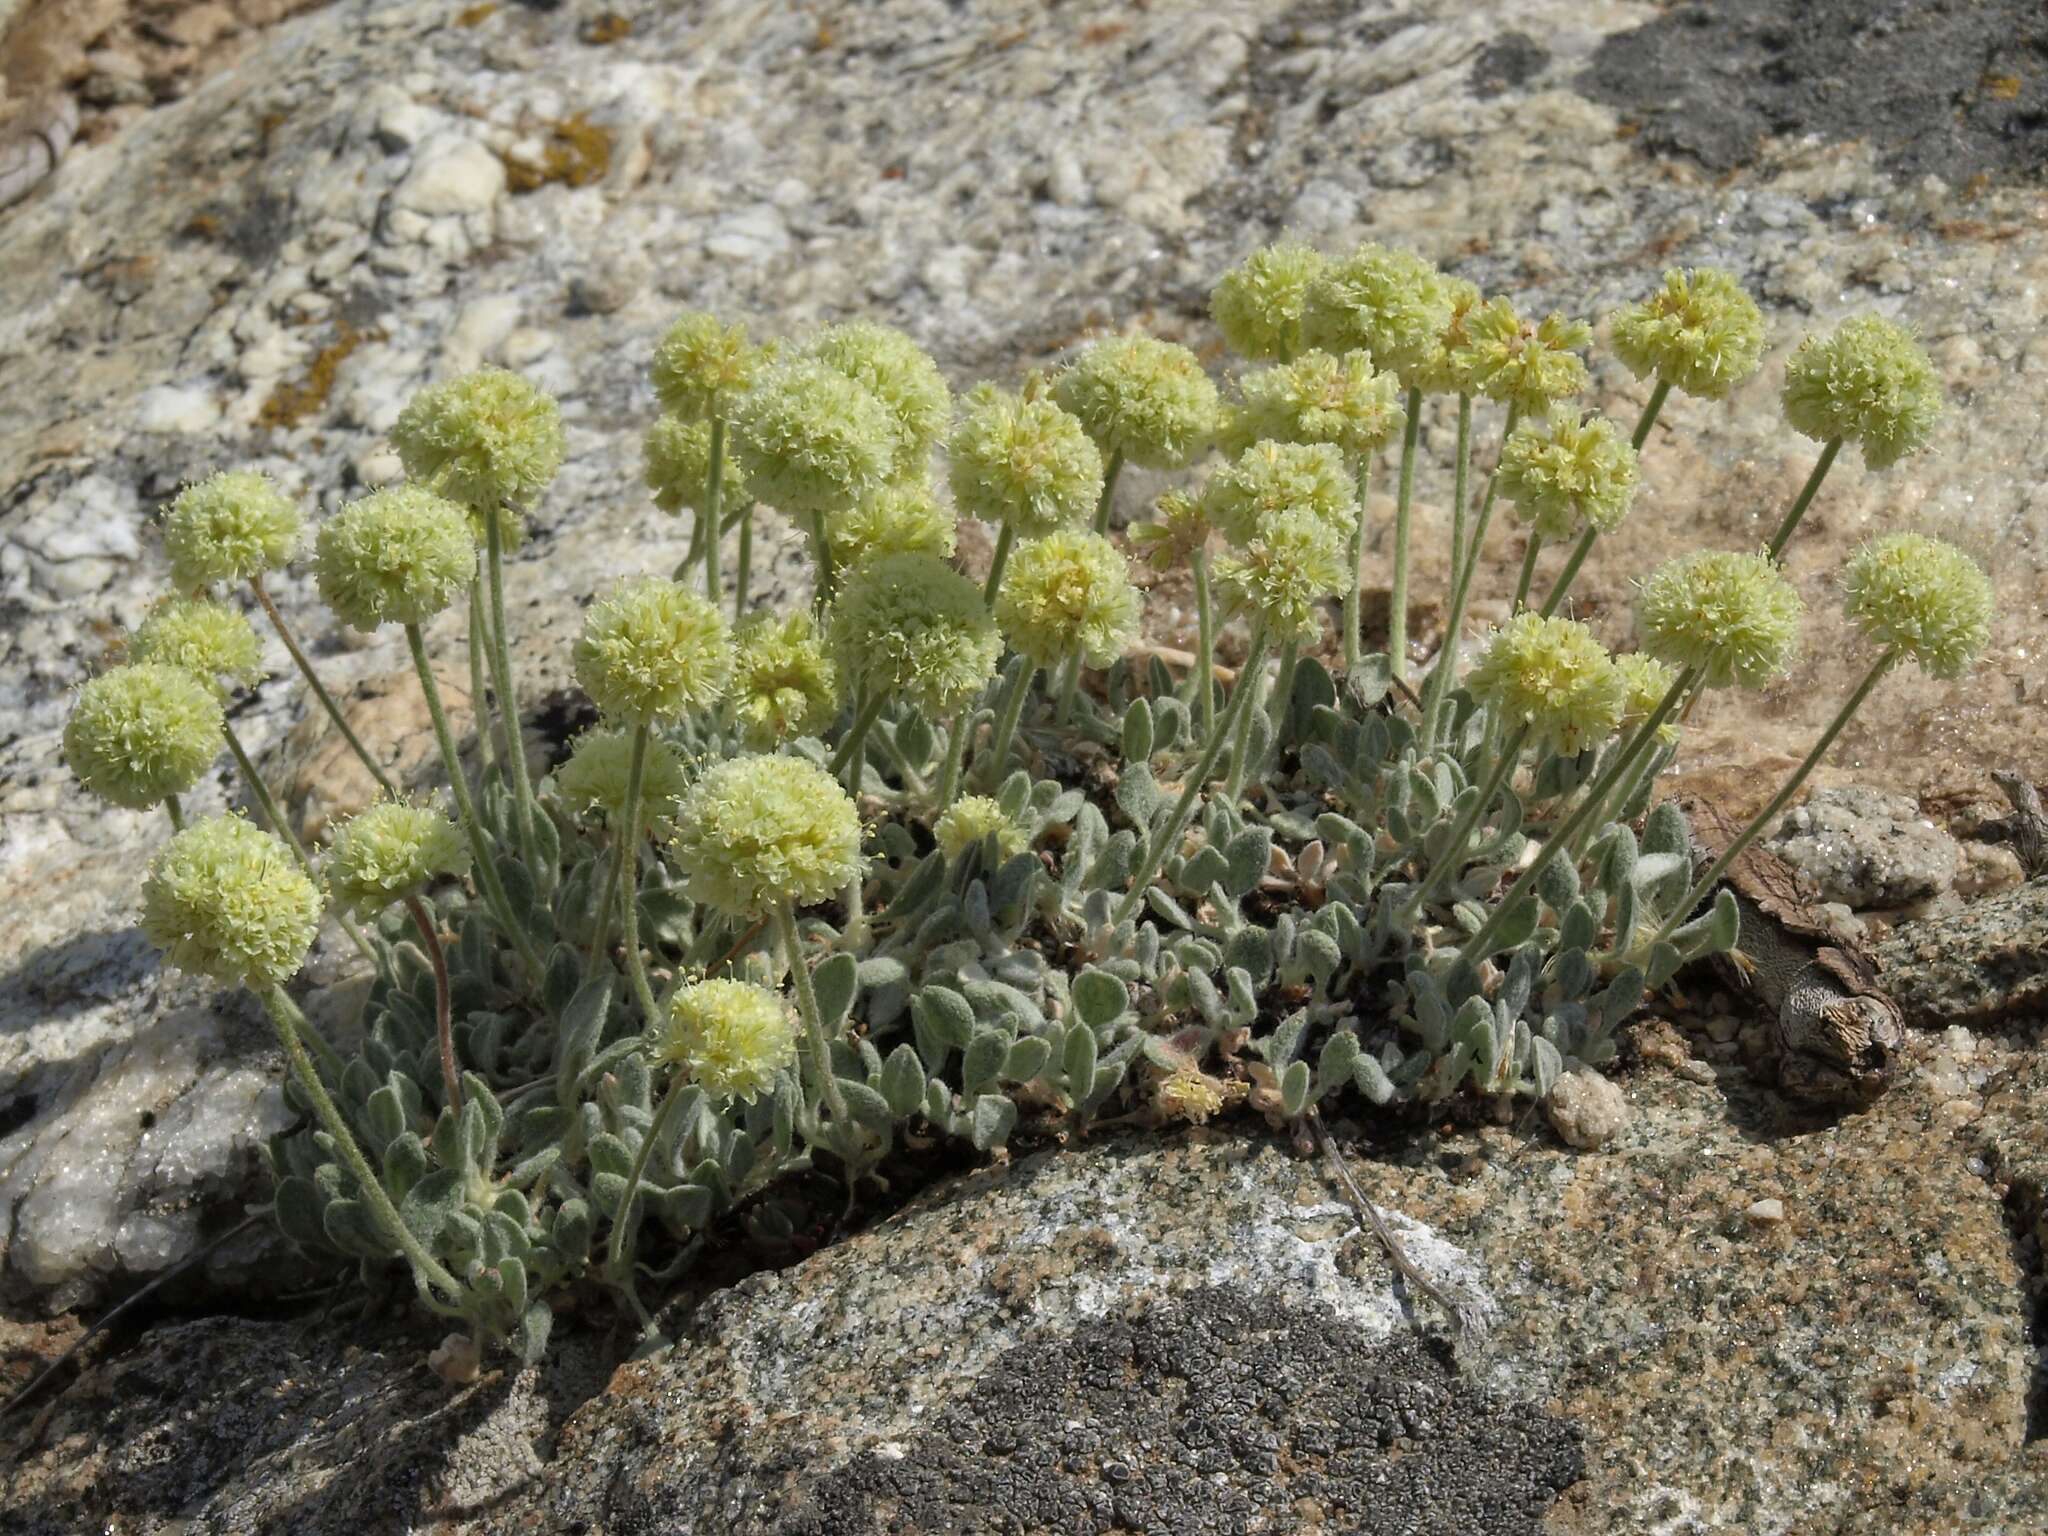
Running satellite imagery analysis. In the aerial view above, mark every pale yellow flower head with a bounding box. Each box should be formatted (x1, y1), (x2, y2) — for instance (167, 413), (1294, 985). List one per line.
(1841, 532), (1992, 680)
(644, 415), (749, 516)
(729, 611), (839, 749)
(1202, 440), (1357, 547)
(1466, 612), (1627, 759)
(833, 482), (958, 569)
(324, 800), (469, 918)
(1781, 314), (1944, 469)
(163, 471), (301, 591)
(130, 597), (264, 700)
(573, 577), (734, 724)
(1051, 334), (1220, 470)
(1496, 407), (1639, 542)
(1301, 243), (1454, 386)
(1610, 267), (1765, 401)
(652, 311), (760, 421)
(933, 795), (1030, 862)
(1228, 349), (1404, 458)
(994, 529), (1141, 671)
(1451, 300), (1591, 415)
(314, 485), (477, 632)
(660, 979), (798, 1104)
(1211, 239), (1327, 361)
(554, 727), (691, 826)
(946, 385), (1104, 539)
(1636, 548), (1803, 691)
(141, 815), (323, 989)
(670, 754), (864, 915)
(806, 320), (952, 470)
(1213, 506), (1346, 644)
(829, 552), (1001, 716)
(65, 663), (223, 811)
(392, 368), (564, 520)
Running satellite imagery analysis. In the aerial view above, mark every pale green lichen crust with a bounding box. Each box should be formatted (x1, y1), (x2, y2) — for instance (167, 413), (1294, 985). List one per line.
(829, 551), (1001, 716)
(660, 979), (798, 1104)
(1841, 532), (1993, 680)
(1781, 314), (1944, 469)
(163, 470), (302, 591)
(314, 485), (476, 632)
(324, 800), (470, 918)
(1636, 548), (1804, 690)
(670, 753), (863, 915)
(574, 577), (734, 723)
(993, 529), (1142, 671)
(1466, 613), (1627, 759)
(64, 662), (224, 811)
(141, 814), (323, 988)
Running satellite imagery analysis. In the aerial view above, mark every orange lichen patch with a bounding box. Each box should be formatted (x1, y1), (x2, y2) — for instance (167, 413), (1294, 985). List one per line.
(258, 320), (378, 431)
(1081, 22), (1129, 45)
(456, 2), (497, 24)
(580, 11), (631, 45)
(1983, 73), (2022, 100)
(503, 113), (612, 193)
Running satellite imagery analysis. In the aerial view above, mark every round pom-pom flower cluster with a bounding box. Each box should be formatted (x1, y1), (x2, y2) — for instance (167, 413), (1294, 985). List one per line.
(729, 611), (840, 748)
(324, 800), (470, 918)
(660, 979), (798, 1103)
(829, 552), (1001, 716)
(1302, 243), (1454, 385)
(393, 368), (565, 518)
(1841, 532), (1993, 680)
(573, 577), (734, 724)
(946, 385), (1104, 539)
(1614, 652), (1682, 745)
(555, 727), (691, 825)
(652, 311), (760, 421)
(1636, 548), (1804, 690)
(141, 814), (322, 988)
(1609, 267), (1765, 401)
(993, 529), (1141, 671)
(1405, 277), (1486, 396)
(833, 483), (957, 569)
(1052, 334), (1220, 470)
(1781, 315), (1944, 469)
(1128, 489), (1209, 574)
(933, 795), (1031, 862)
(1496, 407), (1639, 541)
(1466, 613), (1627, 759)
(1213, 507), (1346, 643)
(806, 321), (952, 468)
(163, 471), (301, 591)
(1451, 301), (1591, 416)
(1228, 349), (1404, 458)
(670, 754), (863, 916)
(644, 416), (749, 516)
(130, 598), (264, 698)
(1201, 440), (1357, 547)
(314, 486), (476, 632)
(730, 357), (897, 515)
(65, 663), (223, 811)
(1210, 239), (1327, 361)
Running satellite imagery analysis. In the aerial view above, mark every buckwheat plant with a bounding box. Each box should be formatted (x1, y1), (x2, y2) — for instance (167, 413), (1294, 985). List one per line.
(74, 243), (1995, 1361)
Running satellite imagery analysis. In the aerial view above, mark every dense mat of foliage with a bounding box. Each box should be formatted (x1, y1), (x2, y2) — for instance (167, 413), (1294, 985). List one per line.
(67, 244), (1990, 1357)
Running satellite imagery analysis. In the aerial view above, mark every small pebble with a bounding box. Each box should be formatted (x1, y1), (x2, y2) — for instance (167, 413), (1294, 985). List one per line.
(1746, 1198), (1785, 1225)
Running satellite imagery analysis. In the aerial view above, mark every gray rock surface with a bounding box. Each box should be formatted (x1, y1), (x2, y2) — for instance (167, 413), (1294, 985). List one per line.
(1875, 878), (2048, 1030)
(1770, 784), (1961, 910)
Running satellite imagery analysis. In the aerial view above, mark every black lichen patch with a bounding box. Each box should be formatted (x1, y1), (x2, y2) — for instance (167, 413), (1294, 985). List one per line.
(1579, 0), (2048, 185)
(786, 1287), (1583, 1536)
(1469, 32), (1551, 100)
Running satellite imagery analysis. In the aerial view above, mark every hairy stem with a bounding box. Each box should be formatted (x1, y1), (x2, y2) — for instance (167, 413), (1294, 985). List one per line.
(1766, 437), (1842, 561)
(604, 1070), (687, 1289)
(404, 895), (462, 1112)
(809, 510), (837, 609)
(980, 658), (1037, 786)
(702, 415), (727, 611)
(250, 574), (396, 797)
(774, 900), (849, 1125)
(935, 710), (970, 810)
(828, 688), (886, 788)
(1222, 621), (1269, 803)
(1387, 387), (1423, 680)
(1630, 377), (1672, 451)
(1421, 403), (1520, 749)
(465, 578), (498, 779)
(616, 723), (663, 1028)
(483, 513), (541, 883)
(163, 794), (184, 833)
(1537, 527), (1599, 619)
(1188, 548), (1216, 739)
(1510, 532), (1543, 615)
(1091, 449), (1125, 535)
(982, 523), (1016, 607)
(733, 498), (753, 619)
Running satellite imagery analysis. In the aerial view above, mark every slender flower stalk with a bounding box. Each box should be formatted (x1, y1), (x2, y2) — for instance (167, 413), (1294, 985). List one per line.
(1765, 437), (1840, 560)
(1225, 628), (1270, 799)
(465, 578), (497, 777)
(1510, 532), (1543, 615)
(701, 415), (728, 609)
(249, 574), (396, 797)
(828, 687), (887, 790)
(1091, 449), (1124, 534)
(733, 495), (754, 618)
(935, 709), (973, 809)
(774, 901), (849, 1125)
(1386, 387), (1423, 677)
(404, 623), (543, 976)
(1113, 628), (1270, 928)
(259, 984), (464, 1307)
(1448, 397), (1472, 598)
(1630, 377), (1671, 450)
(979, 658), (1038, 786)
(983, 523), (1016, 605)
(1341, 459), (1372, 672)
(615, 723), (663, 1029)
(164, 794), (184, 832)
(1536, 528), (1596, 618)
(1396, 724), (1531, 921)
(482, 512), (542, 881)
(1420, 404), (1520, 748)
(402, 893), (461, 1111)
(1188, 548), (1216, 737)
(605, 1071), (686, 1287)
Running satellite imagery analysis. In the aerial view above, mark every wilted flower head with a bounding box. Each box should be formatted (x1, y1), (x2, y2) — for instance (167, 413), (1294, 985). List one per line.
(659, 979), (797, 1103)
(933, 795), (1030, 862)
(1610, 267), (1765, 401)
(829, 552), (1001, 716)
(994, 529), (1142, 671)
(1496, 407), (1639, 541)
(1614, 652), (1682, 746)
(1229, 349), (1404, 458)
(163, 471), (301, 591)
(644, 415), (750, 516)
(1637, 548), (1804, 690)
(314, 485), (476, 632)
(1301, 243), (1454, 385)
(130, 597), (264, 699)
(729, 611), (839, 748)
(65, 662), (223, 811)
(730, 357), (897, 515)
(670, 753), (863, 915)
(1202, 440), (1357, 547)
(946, 385), (1104, 539)
(324, 800), (469, 918)
(833, 482), (958, 569)
(1781, 314), (1944, 469)
(807, 321), (952, 469)
(1451, 300), (1591, 415)
(1213, 506), (1346, 643)
(1842, 532), (1992, 680)
(1157, 1064), (1243, 1125)
(1210, 239), (1327, 361)
(1466, 612), (1627, 759)
(651, 311), (760, 421)
(574, 577), (734, 724)
(392, 368), (565, 528)
(554, 726), (691, 825)
(1128, 490), (1210, 574)
(1406, 277), (1486, 396)
(141, 814), (322, 988)
(1051, 334), (1220, 470)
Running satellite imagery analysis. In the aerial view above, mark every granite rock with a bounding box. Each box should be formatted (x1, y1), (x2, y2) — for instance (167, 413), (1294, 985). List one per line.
(1770, 785), (1961, 910)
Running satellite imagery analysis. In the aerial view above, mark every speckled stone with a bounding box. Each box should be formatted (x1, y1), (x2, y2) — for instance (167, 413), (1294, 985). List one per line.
(1875, 879), (2048, 1029)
